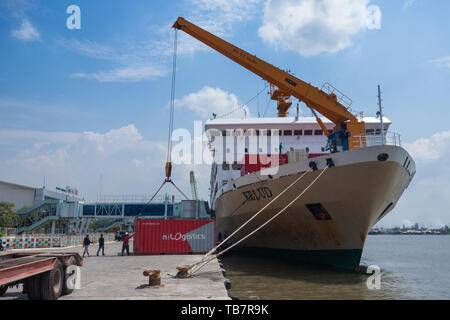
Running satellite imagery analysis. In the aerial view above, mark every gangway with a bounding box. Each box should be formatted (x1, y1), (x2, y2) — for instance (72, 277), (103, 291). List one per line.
(15, 197), (211, 235)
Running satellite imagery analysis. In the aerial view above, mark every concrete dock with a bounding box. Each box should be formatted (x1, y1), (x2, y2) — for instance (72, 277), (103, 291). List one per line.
(1, 241), (230, 300)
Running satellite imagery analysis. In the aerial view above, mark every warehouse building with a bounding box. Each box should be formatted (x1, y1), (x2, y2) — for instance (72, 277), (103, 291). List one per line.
(0, 180), (80, 210)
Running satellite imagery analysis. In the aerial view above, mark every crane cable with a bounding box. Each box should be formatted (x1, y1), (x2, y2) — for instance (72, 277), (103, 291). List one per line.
(167, 28), (178, 164)
(164, 27), (189, 200)
(138, 29), (188, 217)
(183, 166), (328, 276)
(215, 86), (266, 119)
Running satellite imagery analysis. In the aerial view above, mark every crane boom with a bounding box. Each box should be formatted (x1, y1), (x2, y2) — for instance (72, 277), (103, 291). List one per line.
(173, 17), (366, 150)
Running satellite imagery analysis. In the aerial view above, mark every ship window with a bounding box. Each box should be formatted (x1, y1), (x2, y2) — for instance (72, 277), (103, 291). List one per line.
(406, 160), (411, 170)
(272, 130), (280, 136)
(208, 129), (221, 137)
(366, 129), (375, 135)
(256, 130), (260, 136)
(222, 163), (230, 170)
(294, 130), (302, 136)
(222, 130), (227, 136)
(304, 130), (313, 136)
(306, 203), (332, 220)
(244, 129), (255, 136)
(232, 163), (242, 170)
(376, 129), (381, 135)
(284, 130), (293, 136)
(403, 157), (409, 167)
(267, 130), (272, 136)
(314, 130), (323, 136)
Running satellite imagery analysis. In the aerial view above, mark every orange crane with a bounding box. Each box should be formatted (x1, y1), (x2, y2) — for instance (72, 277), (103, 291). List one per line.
(173, 17), (366, 151)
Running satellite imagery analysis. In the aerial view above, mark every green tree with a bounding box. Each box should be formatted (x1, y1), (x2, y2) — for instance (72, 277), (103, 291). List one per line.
(17, 205), (30, 212)
(0, 202), (17, 228)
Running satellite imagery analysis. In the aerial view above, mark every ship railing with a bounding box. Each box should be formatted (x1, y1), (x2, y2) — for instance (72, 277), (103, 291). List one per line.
(352, 131), (402, 148)
(321, 82), (353, 110)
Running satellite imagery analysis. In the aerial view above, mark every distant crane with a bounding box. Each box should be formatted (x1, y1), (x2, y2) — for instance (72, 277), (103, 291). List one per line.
(190, 170), (199, 200)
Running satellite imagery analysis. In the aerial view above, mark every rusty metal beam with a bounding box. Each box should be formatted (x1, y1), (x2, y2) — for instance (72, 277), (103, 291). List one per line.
(0, 258), (55, 286)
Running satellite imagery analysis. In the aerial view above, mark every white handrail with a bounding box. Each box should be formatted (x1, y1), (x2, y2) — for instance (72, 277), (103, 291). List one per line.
(352, 131), (402, 148)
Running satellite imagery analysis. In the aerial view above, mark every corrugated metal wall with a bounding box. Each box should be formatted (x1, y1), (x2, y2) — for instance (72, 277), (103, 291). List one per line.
(134, 219), (216, 254)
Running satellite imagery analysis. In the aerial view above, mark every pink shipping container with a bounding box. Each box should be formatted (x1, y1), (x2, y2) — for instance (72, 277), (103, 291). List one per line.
(134, 219), (216, 255)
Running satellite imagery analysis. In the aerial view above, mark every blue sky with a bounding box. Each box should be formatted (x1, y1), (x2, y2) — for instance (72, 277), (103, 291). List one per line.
(1, 0), (450, 227)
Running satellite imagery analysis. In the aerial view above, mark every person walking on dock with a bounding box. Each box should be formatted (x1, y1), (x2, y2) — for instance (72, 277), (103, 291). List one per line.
(82, 234), (92, 258)
(97, 234), (105, 256)
(121, 232), (133, 256)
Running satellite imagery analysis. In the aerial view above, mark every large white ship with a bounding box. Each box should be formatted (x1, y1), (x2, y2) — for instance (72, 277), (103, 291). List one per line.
(171, 17), (416, 269)
(205, 116), (415, 269)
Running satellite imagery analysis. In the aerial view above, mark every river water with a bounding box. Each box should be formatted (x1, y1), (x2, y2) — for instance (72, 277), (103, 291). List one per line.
(220, 235), (450, 300)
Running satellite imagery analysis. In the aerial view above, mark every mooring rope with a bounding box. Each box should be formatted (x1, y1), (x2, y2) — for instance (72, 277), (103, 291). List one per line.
(187, 166), (328, 276)
(206, 169), (311, 258)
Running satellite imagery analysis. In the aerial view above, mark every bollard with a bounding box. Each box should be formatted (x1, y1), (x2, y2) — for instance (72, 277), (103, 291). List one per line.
(175, 265), (191, 278)
(143, 269), (161, 286)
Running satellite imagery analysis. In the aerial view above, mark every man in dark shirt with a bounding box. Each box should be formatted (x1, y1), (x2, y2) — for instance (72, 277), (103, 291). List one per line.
(121, 232), (133, 256)
(82, 234), (91, 258)
(97, 234), (105, 256)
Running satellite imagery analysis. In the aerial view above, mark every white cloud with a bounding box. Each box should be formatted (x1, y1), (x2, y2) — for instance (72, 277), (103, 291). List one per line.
(0, 96), (93, 121)
(189, 0), (263, 35)
(403, 0), (416, 9)
(0, 124), (149, 161)
(61, 38), (169, 83)
(0, 125), (174, 201)
(71, 64), (167, 83)
(430, 56), (450, 69)
(59, 39), (117, 61)
(377, 130), (450, 228)
(11, 19), (40, 42)
(140, 0), (263, 58)
(404, 130), (450, 162)
(175, 86), (249, 119)
(82, 124), (143, 153)
(258, 0), (379, 56)
(62, 1), (262, 82)
(380, 172), (450, 228)
(1, 0), (35, 18)
(0, 129), (81, 145)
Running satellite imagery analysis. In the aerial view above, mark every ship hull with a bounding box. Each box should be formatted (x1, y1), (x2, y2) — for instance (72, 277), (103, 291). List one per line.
(214, 146), (415, 269)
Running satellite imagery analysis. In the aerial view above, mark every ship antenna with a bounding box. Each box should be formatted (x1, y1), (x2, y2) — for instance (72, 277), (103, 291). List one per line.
(377, 85), (385, 145)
